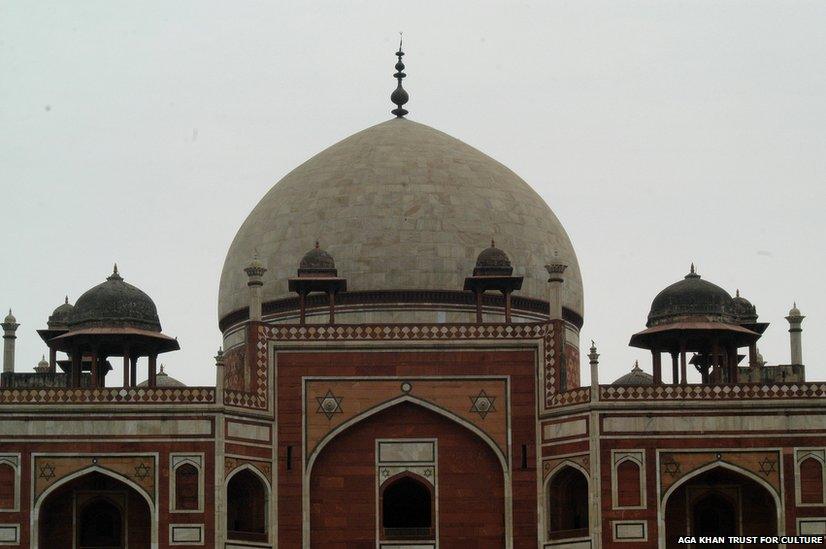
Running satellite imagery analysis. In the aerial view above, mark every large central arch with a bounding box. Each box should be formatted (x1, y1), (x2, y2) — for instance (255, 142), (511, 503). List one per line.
(305, 400), (509, 548)
(660, 462), (782, 548)
(32, 466), (156, 548)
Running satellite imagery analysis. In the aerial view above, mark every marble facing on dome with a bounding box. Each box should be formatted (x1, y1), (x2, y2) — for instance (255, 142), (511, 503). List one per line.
(219, 118), (583, 325)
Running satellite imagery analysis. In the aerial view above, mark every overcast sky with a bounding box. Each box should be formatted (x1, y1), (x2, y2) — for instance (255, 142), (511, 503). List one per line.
(1, 1), (824, 387)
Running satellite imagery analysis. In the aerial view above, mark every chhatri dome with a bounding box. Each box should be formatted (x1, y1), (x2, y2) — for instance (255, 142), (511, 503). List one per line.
(218, 47), (583, 328)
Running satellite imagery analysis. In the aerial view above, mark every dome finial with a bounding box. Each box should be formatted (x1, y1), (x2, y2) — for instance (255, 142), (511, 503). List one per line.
(490, 238), (495, 248)
(390, 32), (409, 118)
(736, 288), (740, 298)
(685, 262), (700, 279)
(315, 240), (320, 249)
(64, 295), (69, 304)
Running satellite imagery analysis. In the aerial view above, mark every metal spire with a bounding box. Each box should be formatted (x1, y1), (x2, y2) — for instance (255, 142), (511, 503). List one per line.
(391, 32), (409, 118)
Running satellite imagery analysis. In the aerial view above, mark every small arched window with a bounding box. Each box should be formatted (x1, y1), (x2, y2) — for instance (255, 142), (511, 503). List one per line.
(548, 466), (589, 538)
(175, 463), (199, 510)
(381, 475), (433, 540)
(227, 468), (268, 542)
(800, 457), (824, 504)
(0, 463), (14, 509)
(616, 460), (642, 507)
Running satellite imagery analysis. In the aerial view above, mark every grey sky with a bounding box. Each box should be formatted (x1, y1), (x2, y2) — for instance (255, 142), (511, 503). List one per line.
(1, 1), (824, 386)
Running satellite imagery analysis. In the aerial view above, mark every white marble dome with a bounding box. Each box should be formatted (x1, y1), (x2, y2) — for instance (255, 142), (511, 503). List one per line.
(219, 118), (583, 323)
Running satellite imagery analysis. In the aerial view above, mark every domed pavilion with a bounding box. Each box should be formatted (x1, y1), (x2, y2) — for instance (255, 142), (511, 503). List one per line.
(48, 265), (179, 388)
(629, 264), (762, 384)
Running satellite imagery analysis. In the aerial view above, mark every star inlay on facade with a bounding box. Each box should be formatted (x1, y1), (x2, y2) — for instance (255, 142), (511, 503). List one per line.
(316, 390), (344, 420)
(38, 462), (55, 481)
(134, 462), (151, 481)
(469, 390), (496, 419)
(662, 456), (681, 477)
(758, 456), (777, 476)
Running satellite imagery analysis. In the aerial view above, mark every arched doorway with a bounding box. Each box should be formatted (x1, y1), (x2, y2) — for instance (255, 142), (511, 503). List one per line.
(664, 466), (778, 548)
(38, 471), (151, 548)
(546, 465), (589, 540)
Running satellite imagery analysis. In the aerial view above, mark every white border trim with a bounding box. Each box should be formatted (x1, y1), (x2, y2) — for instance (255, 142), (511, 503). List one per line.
(169, 523), (205, 545)
(0, 523), (19, 545)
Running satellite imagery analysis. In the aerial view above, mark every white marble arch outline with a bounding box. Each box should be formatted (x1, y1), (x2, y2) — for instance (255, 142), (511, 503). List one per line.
(657, 460), (783, 548)
(302, 394), (513, 549)
(31, 465), (158, 549)
(224, 463), (272, 547)
(542, 459), (591, 544)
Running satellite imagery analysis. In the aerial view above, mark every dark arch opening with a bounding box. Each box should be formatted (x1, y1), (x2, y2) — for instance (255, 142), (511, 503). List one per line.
(665, 466), (778, 548)
(39, 471), (150, 548)
(547, 465), (589, 539)
(381, 475), (433, 540)
(227, 468), (267, 542)
(79, 496), (123, 548)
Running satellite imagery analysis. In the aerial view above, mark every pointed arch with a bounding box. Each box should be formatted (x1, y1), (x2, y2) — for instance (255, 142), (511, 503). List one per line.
(303, 397), (513, 549)
(31, 465), (157, 548)
(658, 460), (783, 548)
(226, 464), (270, 543)
(545, 463), (590, 540)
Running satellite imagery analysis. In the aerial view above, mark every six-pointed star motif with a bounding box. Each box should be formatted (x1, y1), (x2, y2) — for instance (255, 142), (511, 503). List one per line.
(469, 390), (497, 419)
(758, 456), (777, 476)
(316, 390), (344, 420)
(39, 462), (56, 481)
(134, 462), (151, 481)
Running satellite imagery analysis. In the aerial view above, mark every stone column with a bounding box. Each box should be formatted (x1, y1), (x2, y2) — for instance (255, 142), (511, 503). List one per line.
(49, 346), (57, 373)
(2, 310), (19, 376)
(244, 252), (267, 322)
(122, 347), (130, 388)
(652, 348), (662, 385)
(90, 348), (99, 389)
(786, 303), (805, 365)
(588, 341), (600, 402)
(679, 339), (688, 385)
(148, 353), (158, 387)
(670, 352), (679, 385)
(545, 262), (567, 321)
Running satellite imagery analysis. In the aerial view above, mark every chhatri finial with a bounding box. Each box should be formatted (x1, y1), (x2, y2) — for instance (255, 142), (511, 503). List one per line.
(490, 238), (495, 248)
(64, 295), (69, 304)
(685, 262), (700, 279)
(690, 262), (695, 274)
(315, 240), (320, 249)
(107, 263), (123, 281)
(736, 289), (740, 298)
(390, 32), (409, 118)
